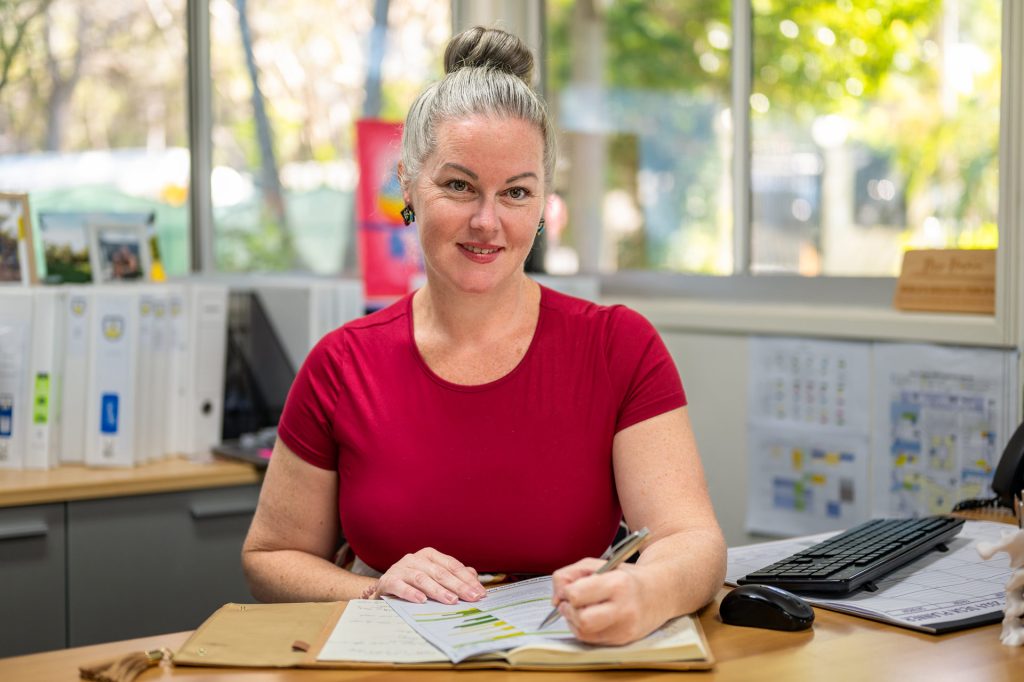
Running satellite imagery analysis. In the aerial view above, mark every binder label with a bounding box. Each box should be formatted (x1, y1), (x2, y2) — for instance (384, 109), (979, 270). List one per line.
(100, 393), (119, 434)
(102, 315), (125, 342)
(33, 373), (50, 424)
(0, 392), (12, 436)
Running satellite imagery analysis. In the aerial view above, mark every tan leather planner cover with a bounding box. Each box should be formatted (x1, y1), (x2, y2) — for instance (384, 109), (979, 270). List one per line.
(173, 602), (342, 668)
(173, 601), (714, 672)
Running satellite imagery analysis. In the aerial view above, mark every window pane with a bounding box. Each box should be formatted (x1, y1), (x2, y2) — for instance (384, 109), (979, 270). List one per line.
(546, 0), (733, 275)
(0, 0), (190, 278)
(751, 0), (1000, 276)
(209, 0), (449, 274)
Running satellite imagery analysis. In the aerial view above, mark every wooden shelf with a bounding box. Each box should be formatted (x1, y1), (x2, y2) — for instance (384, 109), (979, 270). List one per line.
(0, 456), (262, 508)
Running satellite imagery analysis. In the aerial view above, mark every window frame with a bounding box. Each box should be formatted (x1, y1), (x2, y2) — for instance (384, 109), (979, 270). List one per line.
(185, 0), (1023, 351)
(584, 1), (1023, 351)
(187, 0), (215, 274)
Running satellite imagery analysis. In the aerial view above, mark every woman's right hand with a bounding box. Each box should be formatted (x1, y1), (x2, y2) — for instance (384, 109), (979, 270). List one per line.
(372, 548), (486, 605)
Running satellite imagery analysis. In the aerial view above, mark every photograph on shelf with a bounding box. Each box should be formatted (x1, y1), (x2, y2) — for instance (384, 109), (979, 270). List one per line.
(37, 211), (154, 284)
(88, 221), (152, 283)
(0, 192), (37, 285)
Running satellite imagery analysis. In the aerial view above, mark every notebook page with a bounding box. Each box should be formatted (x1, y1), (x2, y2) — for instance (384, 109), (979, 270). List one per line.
(317, 599), (449, 663)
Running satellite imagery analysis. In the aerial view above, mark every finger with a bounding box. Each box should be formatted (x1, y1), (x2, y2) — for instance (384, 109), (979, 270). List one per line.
(443, 563), (486, 600)
(553, 557), (606, 580)
(404, 566), (466, 604)
(559, 600), (636, 646)
(420, 549), (486, 601)
(401, 554), (482, 604)
(551, 558), (606, 600)
(378, 552), (460, 605)
(381, 563), (463, 605)
(561, 567), (634, 609)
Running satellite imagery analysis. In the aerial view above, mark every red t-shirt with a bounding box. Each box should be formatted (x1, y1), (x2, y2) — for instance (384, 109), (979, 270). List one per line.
(277, 286), (686, 574)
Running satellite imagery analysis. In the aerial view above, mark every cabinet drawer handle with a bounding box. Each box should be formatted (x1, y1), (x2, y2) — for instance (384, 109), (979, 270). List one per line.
(0, 520), (49, 541)
(190, 501), (258, 520)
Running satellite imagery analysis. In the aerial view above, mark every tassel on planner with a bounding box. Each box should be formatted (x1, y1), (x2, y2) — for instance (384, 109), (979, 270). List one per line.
(78, 648), (170, 682)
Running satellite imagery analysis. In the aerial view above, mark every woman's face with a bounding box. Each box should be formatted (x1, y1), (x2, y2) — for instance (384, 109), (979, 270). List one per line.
(405, 115), (546, 296)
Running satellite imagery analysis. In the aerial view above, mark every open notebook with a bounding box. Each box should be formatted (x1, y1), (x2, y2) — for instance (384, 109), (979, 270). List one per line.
(173, 599), (713, 672)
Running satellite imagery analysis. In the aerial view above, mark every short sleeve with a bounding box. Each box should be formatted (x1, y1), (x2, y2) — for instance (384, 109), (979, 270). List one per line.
(276, 332), (344, 470)
(607, 306), (687, 433)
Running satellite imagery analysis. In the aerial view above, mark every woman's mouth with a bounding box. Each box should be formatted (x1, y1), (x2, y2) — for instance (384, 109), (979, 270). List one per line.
(460, 243), (500, 255)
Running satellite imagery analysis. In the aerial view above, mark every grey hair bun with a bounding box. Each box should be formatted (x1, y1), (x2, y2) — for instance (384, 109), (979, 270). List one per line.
(443, 26), (533, 83)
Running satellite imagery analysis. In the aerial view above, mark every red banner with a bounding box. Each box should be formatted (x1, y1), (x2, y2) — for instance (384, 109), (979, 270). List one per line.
(355, 119), (423, 307)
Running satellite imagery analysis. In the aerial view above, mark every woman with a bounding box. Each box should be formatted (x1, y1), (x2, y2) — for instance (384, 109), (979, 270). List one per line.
(241, 25), (726, 646)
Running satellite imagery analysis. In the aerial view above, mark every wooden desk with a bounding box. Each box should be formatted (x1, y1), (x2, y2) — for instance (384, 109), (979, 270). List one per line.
(1, 588), (1019, 681)
(0, 455), (262, 508)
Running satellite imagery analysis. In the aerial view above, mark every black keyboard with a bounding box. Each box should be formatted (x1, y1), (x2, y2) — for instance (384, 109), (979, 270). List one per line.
(737, 516), (965, 595)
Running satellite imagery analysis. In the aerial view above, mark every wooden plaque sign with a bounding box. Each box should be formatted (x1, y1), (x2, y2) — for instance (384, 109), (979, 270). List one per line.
(893, 249), (996, 314)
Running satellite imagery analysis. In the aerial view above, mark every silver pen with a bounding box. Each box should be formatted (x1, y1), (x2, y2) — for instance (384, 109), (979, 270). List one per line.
(538, 527), (651, 630)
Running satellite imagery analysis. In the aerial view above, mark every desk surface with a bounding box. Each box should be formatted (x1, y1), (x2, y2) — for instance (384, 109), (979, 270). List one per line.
(0, 455), (262, 508)
(1, 588), (1019, 681)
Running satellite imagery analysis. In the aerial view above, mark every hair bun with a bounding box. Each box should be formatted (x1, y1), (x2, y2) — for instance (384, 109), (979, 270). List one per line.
(443, 26), (534, 83)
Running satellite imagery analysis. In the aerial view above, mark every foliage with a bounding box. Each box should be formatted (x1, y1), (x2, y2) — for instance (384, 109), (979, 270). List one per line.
(549, 0), (732, 272)
(548, 0), (731, 94)
(0, 0), (51, 96)
(751, 0), (939, 115)
(216, 209), (297, 272)
(547, 0), (1001, 275)
(1, 1), (1000, 276)
(0, 2), (189, 154)
(754, 0), (1000, 255)
(42, 241), (89, 283)
(1, 0), (449, 275)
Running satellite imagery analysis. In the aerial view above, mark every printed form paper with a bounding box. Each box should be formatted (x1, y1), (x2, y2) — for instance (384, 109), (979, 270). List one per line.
(383, 575), (574, 663)
(872, 344), (1019, 518)
(746, 338), (872, 536)
(726, 520), (1012, 633)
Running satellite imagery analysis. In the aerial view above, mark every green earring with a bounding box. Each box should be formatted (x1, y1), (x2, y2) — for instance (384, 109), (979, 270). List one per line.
(536, 217), (546, 236)
(401, 206), (415, 226)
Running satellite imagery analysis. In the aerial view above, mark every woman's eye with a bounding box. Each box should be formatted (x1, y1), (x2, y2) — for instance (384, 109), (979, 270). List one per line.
(448, 179), (468, 192)
(506, 187), (529, 200)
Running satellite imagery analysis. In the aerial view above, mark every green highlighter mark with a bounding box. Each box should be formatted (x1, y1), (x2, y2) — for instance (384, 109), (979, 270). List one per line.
(33, 373), (50, 425)
(455, 615), (499, 628)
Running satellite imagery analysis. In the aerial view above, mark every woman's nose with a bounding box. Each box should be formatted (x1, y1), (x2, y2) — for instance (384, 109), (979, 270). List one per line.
(470, 197), (499, 233)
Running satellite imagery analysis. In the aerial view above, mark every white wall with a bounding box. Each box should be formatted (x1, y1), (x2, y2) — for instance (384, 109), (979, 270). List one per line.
(659, 330), (758, 547)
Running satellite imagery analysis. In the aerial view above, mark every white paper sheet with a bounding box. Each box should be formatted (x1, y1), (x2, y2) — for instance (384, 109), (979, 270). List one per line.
(872, 344), (1019, 517)
(317, 599), (448, 663)
(746, 338), (872, 535)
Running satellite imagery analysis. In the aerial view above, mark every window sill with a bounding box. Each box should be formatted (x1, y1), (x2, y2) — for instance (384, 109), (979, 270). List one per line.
(602, 295), (1009, 347)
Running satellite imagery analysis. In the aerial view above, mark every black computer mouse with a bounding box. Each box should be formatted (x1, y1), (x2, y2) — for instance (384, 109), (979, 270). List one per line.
(719, 584), (815, 631)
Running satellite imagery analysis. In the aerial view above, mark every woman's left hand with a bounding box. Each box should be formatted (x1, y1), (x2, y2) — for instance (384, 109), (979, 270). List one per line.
(550, 558), (660, 645)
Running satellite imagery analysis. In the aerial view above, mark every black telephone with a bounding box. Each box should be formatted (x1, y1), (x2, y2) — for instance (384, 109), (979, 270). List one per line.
(991, 419), (1024, 508)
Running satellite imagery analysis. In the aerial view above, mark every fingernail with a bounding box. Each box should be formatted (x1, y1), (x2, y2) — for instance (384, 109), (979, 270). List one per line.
(445, 592), (457, 604)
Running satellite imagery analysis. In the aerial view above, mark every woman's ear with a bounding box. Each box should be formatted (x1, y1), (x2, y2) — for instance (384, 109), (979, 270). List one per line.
(397, 161), (409, 203)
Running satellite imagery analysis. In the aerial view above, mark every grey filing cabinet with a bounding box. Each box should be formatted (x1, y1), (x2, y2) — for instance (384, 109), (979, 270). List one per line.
(0, 503), (67, 657)
(66, 484), (259, 646)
